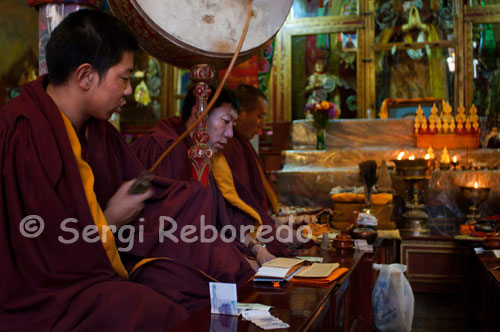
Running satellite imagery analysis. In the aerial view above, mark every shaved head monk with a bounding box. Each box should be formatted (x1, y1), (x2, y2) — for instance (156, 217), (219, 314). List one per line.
(0, 9), (253, 331)
(131, 85), (289, 270)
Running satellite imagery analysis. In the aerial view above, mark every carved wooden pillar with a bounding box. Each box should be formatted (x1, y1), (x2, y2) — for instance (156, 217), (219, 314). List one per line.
(188, 64), (215, 187)
(27, 1), (100, 75)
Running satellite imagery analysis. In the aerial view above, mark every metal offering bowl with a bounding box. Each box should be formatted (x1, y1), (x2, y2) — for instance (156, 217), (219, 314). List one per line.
(460, 186), (491, 205)
(392, 159), (432, 179)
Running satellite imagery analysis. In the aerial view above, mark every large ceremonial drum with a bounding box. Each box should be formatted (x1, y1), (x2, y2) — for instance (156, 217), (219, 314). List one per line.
(108, 0), (293, 69)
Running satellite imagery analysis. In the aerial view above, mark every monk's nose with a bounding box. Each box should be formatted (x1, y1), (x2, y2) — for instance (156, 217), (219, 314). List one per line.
(225, 125), (234, 138)
(124, 81), (133, 96)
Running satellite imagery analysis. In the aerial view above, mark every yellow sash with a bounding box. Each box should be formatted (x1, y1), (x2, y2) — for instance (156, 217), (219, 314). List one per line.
(60, 111), (128, 279)
(212, 153), (263, 232)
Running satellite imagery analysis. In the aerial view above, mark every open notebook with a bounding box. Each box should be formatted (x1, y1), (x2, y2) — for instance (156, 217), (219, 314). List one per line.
(255, 258), (306, 281)
(295, 263), (339, 278)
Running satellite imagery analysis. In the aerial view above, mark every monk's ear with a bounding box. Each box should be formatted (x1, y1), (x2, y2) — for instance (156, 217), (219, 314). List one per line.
(74, 63), (96, 91)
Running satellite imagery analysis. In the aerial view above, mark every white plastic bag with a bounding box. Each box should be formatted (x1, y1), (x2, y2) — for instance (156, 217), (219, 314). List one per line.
(372, 263), (414, 332)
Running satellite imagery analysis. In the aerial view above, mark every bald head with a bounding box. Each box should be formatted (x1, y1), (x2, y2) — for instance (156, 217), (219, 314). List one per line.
(234, 85), (267, 140)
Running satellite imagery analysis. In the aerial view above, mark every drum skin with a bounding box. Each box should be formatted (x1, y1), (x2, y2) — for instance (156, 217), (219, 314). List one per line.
(108, 0), (293, 69)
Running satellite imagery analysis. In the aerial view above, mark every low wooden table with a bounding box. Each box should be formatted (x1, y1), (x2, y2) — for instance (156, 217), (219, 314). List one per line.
(168, 246), (375, 332)
(467, 251), (500, 331)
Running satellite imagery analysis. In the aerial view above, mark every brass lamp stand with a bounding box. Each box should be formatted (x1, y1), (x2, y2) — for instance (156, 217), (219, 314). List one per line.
(393, 159), (432, 236)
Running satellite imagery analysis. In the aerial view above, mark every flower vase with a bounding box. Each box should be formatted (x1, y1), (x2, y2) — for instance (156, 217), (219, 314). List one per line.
(316, 128), (326, 150)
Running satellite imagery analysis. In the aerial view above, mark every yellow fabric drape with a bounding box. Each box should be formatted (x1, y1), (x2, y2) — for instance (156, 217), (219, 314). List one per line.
(212, 153), (263, 232)
(60, 111), (128, 279)
(330, 193), (393, 205)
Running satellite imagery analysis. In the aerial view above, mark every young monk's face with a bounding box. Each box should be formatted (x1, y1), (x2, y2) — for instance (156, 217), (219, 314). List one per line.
(88, 51), (134, 120)
(235, 96), (267, 140)
(206, 102), (238, 153)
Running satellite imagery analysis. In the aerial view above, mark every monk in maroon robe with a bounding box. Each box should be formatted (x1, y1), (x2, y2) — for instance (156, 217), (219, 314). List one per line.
(132, 86), (290, 269)
(221, 85), (299, 257)
(224, 85), (277, 222)
(0, 10), (252, 331)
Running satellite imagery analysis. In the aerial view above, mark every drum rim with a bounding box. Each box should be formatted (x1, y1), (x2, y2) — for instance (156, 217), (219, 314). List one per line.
(109, 0), (291, 68)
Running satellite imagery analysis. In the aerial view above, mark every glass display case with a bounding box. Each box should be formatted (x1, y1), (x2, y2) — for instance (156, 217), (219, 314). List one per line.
(273, 0), (364, 121)
(373, 0), (457, 115)
(291, 31), (358, 120)
(466, 1), (500, 123)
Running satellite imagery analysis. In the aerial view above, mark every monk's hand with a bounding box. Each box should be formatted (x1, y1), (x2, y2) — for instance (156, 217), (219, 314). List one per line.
(253, 245), (276, 266)
(277, 225), (302, 248)
(104, 179), (154, 228)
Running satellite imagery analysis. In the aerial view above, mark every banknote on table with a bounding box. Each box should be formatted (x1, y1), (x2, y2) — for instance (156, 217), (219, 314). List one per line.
(209, 282), (238, 315)
(254, 319), (290, 330)
(241, 310), (290, 330)
(237, 302), (272, 314)
(241, 309), (272, 321)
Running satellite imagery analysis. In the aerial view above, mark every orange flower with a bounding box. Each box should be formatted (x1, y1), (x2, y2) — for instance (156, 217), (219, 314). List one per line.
(320, 100), (330, 109)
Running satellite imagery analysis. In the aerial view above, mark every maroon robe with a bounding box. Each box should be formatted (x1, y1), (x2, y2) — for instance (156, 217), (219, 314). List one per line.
(0, 76), (252, 330)
(132, 116), (193, 181)
(131, 117), (288, 257)
(86, 119), (254, 314)
(222, 130), (289, 257)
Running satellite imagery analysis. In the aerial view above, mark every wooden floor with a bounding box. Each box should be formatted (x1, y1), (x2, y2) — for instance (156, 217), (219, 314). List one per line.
(412, 293), (480, 332)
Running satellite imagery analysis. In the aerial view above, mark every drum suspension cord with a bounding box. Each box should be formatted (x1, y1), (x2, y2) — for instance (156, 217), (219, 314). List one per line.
(129, 0), (254, 194)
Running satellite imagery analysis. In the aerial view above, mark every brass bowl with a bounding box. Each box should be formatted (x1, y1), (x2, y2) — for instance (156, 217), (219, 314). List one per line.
(351, 228), (378, 244)
(460, 186), (490, 204)
(392, 159), (432, 179)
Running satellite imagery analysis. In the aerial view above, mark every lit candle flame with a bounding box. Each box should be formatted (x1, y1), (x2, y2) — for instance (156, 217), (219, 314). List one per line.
(474, 181), (478, 189)
(424, 154), (430, 160)
(453, 156), (457, 163)
(409, 155), (415, 160)
(397, 152), (405, 160)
